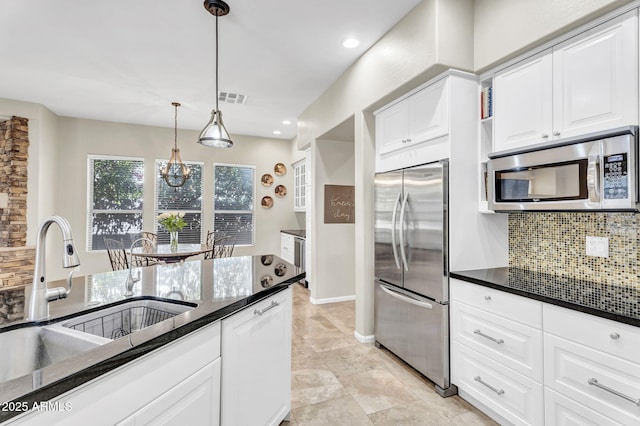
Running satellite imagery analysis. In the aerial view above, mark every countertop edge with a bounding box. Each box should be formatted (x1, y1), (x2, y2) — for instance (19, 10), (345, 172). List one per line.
(0, 280), (298, 423)
(450, 271), (640, 328)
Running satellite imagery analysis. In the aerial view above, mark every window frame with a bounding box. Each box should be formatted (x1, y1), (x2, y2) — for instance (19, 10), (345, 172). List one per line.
(86, 154), (145, 252)
(154, 159), (205, 244)
(213, 162), (256, 247)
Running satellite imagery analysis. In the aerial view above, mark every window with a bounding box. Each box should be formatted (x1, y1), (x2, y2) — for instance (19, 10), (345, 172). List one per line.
(155, 161), (204, 244)
(213, 163), (255, 246)
(87, 156), (144, 251)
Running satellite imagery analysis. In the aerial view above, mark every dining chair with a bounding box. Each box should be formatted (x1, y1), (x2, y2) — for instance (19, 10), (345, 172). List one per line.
(213, 235), (236, 259)
(104, 238), (129, 271)
(134, 232), (160, 267)
(204, 230), (216, 260)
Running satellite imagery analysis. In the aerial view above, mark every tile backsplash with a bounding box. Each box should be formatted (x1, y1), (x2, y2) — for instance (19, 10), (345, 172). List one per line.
(509, 212), (639, 288)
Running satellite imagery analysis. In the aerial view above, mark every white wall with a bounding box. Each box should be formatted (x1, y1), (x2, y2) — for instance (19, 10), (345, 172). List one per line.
(310, 139), (355, 303)
(474, 0), (635, 72)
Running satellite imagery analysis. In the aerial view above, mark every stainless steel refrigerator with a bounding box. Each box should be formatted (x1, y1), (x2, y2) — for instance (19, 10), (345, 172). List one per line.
(374, 159), (456, 397)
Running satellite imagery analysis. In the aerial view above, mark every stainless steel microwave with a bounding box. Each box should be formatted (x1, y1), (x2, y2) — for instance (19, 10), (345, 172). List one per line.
(487, 126), (639, 211)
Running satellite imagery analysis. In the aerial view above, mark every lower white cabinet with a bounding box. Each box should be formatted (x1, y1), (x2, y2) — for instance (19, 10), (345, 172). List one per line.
(221, 287), (292, 426)
(280, 232), (295, 264)
(8, 322), (222, 425)
(545, 388), (625, 426)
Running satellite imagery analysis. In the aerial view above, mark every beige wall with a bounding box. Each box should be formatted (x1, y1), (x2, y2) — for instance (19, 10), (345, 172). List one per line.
(474, 0), (635, 72)
(0, 97), (300, 281)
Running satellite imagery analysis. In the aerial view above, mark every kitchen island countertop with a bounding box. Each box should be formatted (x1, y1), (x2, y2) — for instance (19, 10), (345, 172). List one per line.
(0, 254), (303, 423)
(451, 267), (640, 328)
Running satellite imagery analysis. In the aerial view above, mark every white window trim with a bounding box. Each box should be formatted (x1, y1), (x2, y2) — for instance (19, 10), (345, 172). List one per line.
(213, 162), (256, 247)
(86, 154), (144, 252)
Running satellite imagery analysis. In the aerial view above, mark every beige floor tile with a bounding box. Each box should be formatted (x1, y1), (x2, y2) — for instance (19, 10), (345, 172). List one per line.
(291, 369), (347, 409)
(338, 368), (419, 415)
(292, 395), (373, 426)
(319, 343), (385, 378)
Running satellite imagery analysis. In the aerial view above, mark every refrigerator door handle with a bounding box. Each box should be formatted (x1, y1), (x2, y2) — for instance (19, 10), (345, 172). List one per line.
(379, 283), (433, 309)
(391, 192), (402, 270)
(398, 191), (409, 271)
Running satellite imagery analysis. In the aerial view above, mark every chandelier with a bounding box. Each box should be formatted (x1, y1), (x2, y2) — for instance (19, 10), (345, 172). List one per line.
(160, 102), (191, 189)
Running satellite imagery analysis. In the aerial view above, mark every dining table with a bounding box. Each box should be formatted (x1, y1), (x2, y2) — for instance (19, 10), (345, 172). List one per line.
(131, 243), (210, 263)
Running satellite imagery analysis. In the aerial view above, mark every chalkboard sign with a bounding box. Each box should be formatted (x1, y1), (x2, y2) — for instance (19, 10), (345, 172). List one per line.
(324, 185), (355, 224)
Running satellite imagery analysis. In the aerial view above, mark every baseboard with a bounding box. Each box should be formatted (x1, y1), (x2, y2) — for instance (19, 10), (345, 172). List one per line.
(354, 330), (375, 344)
(457, 388), (511, 425)
(309, 294), (355, 305)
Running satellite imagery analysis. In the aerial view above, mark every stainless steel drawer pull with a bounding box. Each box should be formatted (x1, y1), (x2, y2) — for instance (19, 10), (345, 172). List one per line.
(588, 378), (640, 406)
(484, 296), (492, 301)
(610, 332), (620, 340)
(474, 376), (504, 396)
(474, 329), (504, 345)
(254, 300), (279, 316)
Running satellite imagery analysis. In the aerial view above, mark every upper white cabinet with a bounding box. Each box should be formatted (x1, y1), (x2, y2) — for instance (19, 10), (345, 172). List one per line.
(293, 158), (307, 212)
(375, 71), (477, 173)
(493, 10), (638, 153)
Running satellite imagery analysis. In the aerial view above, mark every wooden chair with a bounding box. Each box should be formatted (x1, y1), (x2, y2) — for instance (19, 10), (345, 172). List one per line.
(104, 238), (129, 271)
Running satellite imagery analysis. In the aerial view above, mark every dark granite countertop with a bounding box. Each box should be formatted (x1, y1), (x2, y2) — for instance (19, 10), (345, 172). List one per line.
(0, 254), (304, 422)
(281, 229), (306, 238)
(451, 267), (640, 328)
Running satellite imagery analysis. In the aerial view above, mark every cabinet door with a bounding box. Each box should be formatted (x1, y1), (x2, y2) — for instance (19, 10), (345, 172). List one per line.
(280, 232), (295, 264)
(552, 10), (638, 139)
(221, 287), (292, 426)
(293, 160), (306, 212)
(494, 50), (553, 152)
(408, 77), (449, 145)
(375, 100), (410, 155)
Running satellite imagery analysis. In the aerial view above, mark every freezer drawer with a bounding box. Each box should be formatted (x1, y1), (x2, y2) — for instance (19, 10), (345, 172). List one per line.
(374, 281), (450, 390)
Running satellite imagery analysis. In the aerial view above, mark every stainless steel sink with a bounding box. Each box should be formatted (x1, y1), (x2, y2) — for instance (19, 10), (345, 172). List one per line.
(0, 326), (108, 383)
(61, 299), (195, 340)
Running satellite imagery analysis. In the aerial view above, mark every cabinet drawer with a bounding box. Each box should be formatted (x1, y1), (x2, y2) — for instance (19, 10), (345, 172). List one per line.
(544, 388), (624, 426)
(544, 333), (640, 425)
(280, 233), (295, 264)
(451, 301), (543, 381)
(450, 279), (542, 328)
(452, 342), (544, 426)
(544, 303), (640, 364)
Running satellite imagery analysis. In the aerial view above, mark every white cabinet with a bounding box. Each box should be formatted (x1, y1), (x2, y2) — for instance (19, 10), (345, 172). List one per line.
(543, 304), (640, 426)
(450, 278), (544, 426)
(493, 10), (638, 152)
(221, 287), (292, 426)
(9, 322), (222, 426)
(293, 158), (307, 212)
(280, 232), (295, 264)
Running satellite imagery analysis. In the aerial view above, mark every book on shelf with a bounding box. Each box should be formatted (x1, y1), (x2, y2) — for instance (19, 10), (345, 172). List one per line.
(480, 86), (493, 120)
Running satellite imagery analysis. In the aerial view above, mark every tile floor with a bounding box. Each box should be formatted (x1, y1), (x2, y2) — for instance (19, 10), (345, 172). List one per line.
(284, 283), (498, 426)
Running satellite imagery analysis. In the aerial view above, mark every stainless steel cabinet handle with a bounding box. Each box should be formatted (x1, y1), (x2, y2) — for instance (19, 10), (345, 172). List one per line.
(474, 376), (504, 395)
(484, 295), (492, 301)
(254, 300), (279, 316)
(399, 191), (409, 272)
(553, 131), (561, 136)
(391, 192), (402, 270)
(474, 329), (504, 345)
(610, 332), (620, 340)
(379, 284), (433, 309)
(588, 378), (640, 406)
(541, 134), (549, 139)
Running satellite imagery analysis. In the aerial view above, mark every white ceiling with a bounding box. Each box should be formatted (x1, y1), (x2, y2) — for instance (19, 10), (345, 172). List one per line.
(0, 0), (422, 141)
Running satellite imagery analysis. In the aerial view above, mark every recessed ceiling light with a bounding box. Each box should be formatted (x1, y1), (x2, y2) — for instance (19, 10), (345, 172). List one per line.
(273, 130), (282, 135)
(282, 120), (292, 125)
(342, 38), (360, 49)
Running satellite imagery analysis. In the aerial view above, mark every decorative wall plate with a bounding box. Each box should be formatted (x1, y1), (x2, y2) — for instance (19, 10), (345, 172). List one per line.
(274, 163), (287, 176)
(261, 196), (274, 209)
(261, 173), (274, 186)
(274, 262), (287, 277)
(275, 184), (287, 198)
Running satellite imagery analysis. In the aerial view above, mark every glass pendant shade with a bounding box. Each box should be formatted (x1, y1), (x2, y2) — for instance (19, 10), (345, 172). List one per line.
(198, 109), (233, 148)
(161, 102), (191, 189)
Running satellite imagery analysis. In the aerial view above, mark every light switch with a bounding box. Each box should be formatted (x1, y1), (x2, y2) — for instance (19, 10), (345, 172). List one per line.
(586, 236), (608, 258)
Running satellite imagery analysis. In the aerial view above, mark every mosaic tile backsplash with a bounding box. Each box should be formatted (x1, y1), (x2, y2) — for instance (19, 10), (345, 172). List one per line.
(509, 212), (639, 289)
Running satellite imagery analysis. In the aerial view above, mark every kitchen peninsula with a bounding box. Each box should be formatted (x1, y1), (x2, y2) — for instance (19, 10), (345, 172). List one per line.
(0, 255), (303, 425)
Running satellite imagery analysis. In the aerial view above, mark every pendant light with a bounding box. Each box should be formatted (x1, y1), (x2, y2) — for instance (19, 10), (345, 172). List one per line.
(160, 102), (191, 189)
(198, 0), (233, 148)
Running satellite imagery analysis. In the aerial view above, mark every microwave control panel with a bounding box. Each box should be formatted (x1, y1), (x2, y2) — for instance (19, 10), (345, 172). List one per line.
(603, 153), (628, 199)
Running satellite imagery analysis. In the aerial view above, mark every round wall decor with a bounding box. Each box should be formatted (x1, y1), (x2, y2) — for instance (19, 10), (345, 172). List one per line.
(274, 163), (287, 176)
(261, 173), (274, 186)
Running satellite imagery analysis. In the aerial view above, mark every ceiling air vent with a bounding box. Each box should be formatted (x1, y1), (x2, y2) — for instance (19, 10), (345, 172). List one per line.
(218, 92), (247, 105)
